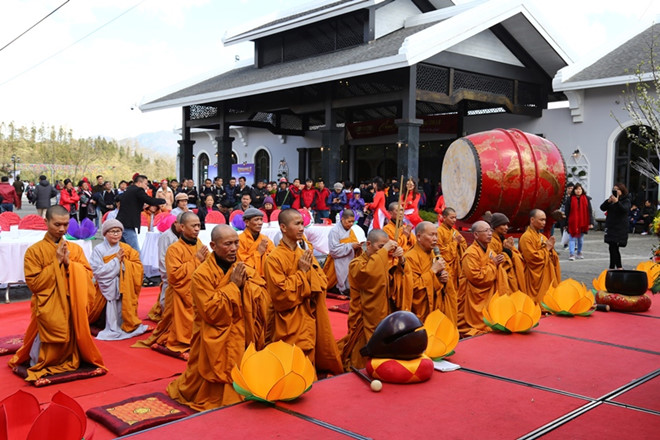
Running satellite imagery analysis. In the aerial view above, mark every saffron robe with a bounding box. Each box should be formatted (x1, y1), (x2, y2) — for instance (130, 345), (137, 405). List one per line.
(459, 242), (509, 337)
(383, 221), (416, 252)
(237, 230), (275, 278)
(167, 256), (269, 411)
(9, 235), (106, 382)
(90, 239), (147, 340)
(518, 227), (561, 303)
(323, 223), (360, 292)
(135, 237), (205, 353)
(436, 223), (466, 325)
(490, 233), (526, 293)
(147, 228), (179, 322)
(337, 247), (403, 370)
(404, 243), (445, 321)
(264, 241), (343, 374)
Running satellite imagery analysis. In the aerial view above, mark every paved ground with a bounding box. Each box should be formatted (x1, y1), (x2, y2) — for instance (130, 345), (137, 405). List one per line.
(4, 196), (658, 299)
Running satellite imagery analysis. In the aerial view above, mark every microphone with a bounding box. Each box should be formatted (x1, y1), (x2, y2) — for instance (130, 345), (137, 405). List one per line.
(433, 247), (441, 261)
(298, 240), (306, 250)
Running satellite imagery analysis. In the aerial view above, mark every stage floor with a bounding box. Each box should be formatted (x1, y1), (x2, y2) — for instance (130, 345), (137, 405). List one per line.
(1, 287), (658, 439)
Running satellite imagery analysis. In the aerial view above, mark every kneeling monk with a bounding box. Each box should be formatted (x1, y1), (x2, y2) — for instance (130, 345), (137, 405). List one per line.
(9, 205), (106, 382)
(167, 225), (269, 411)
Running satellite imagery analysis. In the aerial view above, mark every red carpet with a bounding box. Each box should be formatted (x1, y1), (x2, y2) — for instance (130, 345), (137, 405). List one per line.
(611, 375), (660, 413)
(542, 403), (660, 439)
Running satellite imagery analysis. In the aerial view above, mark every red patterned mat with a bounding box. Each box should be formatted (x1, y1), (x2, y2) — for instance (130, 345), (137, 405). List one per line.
(0, 334), (24, 356)
(86, 392), (195, 436)
(150, 343), (189, 361)
(12, 362), (106, 387)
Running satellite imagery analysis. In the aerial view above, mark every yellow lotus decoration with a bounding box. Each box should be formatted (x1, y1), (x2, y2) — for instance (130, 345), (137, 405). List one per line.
(542, 279), (595, 316)
(423, 309), (459, 360)
(231, 341), (316, 403)
(592, 270), (607, 292)
(635, 261), (660, 289)
(483, 291), (541, 333)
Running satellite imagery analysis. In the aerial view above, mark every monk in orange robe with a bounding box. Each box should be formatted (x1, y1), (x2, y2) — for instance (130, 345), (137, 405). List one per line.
(167, 225), (269, 411)
(134, 212), (208, 358)
(404, 221), (449, 321)
(264, 209), (343, 374)
(383, 202), (416, 251)
(323, 209), (362, 295)
(9, 205), (106, 383)
(489, 213), (526, 293)
(237, 207), (274, 278)
(436, 208), (466, 324)
(519, 209), (561, 303)
(338, 229), (405, 370)
(459, 221), (509, 337)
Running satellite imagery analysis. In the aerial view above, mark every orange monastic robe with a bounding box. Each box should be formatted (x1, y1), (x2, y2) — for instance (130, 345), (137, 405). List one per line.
(383, 222), (416, 252)
(135, 238), (205, 354)
(167, 255), (269, 411)
(237, 230), (274, 278)
(9, 236), (106, 382)
(404, 243), (444, 321)
(490, 233), (526, 293)
(518, 226), (561, 303)
(338, 247), (404, 370)
(436, 223), (466, 325)
(264, 241), (343, 374)
(459, 241), (510, 337)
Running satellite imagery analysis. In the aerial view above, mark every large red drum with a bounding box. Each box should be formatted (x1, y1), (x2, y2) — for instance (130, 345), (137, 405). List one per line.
(441, 129), (566, 231)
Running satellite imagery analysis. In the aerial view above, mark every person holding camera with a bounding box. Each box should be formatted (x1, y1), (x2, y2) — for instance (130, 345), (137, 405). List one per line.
(600, 183), (631, 269)
(328, 182), (347, 223)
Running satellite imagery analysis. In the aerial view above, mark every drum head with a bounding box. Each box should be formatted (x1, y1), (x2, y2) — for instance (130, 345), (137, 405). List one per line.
(441, 138), (480, 219)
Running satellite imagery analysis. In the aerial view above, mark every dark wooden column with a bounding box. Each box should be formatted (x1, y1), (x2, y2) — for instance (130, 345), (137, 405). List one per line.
(297, 148), (307, 180)
(178, 106), (195, 181)
(214, 105), (234, 180)
(396, 66), (422, 179)
(321, 88), (342, 185)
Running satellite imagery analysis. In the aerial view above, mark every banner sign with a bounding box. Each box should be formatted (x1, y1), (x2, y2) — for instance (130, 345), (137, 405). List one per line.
(347, 114), (459, 139)
(231, 163), (255, 185)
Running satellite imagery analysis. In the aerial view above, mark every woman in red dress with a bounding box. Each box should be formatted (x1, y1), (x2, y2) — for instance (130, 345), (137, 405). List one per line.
(401, 178), (423, 227)
(366, 177), (390, 230)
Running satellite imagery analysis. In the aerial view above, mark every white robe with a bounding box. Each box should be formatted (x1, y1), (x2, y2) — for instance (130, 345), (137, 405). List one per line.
(327, 222), (355, 291)
(90, 239), (148, 340)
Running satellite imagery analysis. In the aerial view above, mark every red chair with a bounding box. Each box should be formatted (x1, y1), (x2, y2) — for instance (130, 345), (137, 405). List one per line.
(204, 211), (226, 224)
(0, 211), (21, 226)
(269, 209), (281, 224)
(18, 214), (48, 230)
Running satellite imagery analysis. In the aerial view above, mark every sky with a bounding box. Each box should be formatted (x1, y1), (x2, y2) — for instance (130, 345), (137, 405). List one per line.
(0, 0), (658, 141)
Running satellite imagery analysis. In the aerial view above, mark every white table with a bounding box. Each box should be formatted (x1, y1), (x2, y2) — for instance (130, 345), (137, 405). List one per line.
(138, 229), (161, 278)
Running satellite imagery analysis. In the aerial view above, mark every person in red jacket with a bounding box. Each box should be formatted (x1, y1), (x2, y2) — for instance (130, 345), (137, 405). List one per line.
(0, 176), (19, 212)
(59, 178), (81, 218)
(289, 178), (302, 209)
(315, 179), (331, 223)
(300, 178), (318, 219)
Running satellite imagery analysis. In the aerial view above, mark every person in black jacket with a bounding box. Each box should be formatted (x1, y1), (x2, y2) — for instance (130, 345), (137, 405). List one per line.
(116, 175), (166, 251)
(600, 182), (631, 269)
(32, 175), (58, 218)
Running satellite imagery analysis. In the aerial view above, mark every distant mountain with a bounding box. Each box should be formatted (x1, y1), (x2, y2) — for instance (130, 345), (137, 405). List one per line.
(124, 130), (179, 157)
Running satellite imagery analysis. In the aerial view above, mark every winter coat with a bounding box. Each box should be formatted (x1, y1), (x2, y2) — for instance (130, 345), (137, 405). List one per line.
(33, 179), (58, 209)
(600, 193), (631, 247)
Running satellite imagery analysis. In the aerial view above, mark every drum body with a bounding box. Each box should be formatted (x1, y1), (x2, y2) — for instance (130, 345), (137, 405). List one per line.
(441, 129), (566, 230)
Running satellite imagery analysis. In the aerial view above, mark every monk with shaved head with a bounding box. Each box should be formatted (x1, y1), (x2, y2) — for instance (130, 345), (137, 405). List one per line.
(435, 207), (466, 325)
(135, 212), (209, 359)
(168, 225), (269, 411)
(382, 202), (416, 252)
(264, 209), (342, 374)
(338, 228), (406, 369)
(459, 220), (509, 337)
(518, 209), (561, 303)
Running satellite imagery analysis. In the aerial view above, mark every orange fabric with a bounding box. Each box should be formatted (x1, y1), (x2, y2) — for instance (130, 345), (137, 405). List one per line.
(167, 255), (270, 411)
(337, 247), (403, 370)
(436, 223), (466, 325)
(9, 236), (106, 381)
(490, 234), (526, 294)
(264, 241), (343, 374)
(323, 228), (359, 290)
(459, 242), (510, 337)
(518, 226), (561, 303)
(237, 231), (274, 278)
(404, 244), (444, 321)
(382, 222), (416, 252)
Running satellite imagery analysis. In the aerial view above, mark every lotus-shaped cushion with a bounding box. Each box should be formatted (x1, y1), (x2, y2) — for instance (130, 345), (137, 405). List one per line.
(366, 355), (434, 384)
(66, 218), (97, 240)
(298, 209), (313, 227)
(231, 341), (316, 403)
(229, 211), (245, 230)
(483, 291), (541, 333)
(423, 310), (458, 360)
(157, 214), (176, 233)
(542, 279), (595, 316)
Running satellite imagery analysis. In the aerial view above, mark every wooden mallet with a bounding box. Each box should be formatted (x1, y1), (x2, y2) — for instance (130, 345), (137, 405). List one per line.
(350, 366), (383, 392)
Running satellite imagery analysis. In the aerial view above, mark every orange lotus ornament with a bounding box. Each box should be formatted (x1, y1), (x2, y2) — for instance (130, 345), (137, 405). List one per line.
(635, 261), (660, 289)
(592, 269), (607, 292)
(231, 341), (316, 403)
(543, 279), (595, 316)
(483, 291), (541, 333)
(423, 309), (459, 360)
